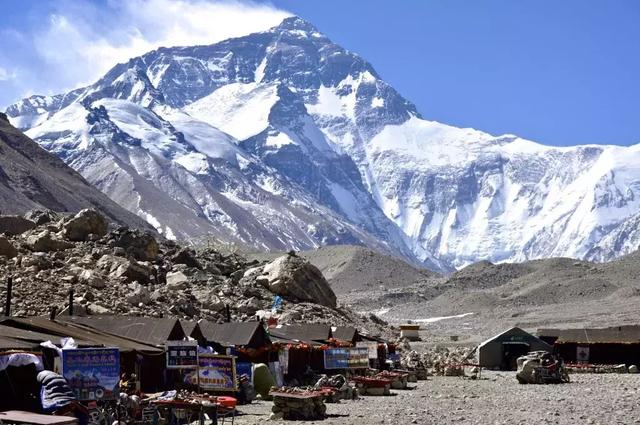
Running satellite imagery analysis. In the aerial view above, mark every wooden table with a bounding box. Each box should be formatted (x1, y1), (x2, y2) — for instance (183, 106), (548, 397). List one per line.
(0, 411), (78, 425)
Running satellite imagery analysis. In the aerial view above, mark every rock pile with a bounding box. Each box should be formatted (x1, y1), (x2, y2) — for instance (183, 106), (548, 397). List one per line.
(0, 209), (383, 333)
(270, 389), (327, 420)
(400, 347), (472, 377)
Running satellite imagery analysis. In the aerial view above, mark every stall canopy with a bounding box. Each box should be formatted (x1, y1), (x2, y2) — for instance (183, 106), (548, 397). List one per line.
(0, 317), (162, 354)
(270, 324), (332, 345)
(57, 316), (185, 347)
(198, 321), (270, 349)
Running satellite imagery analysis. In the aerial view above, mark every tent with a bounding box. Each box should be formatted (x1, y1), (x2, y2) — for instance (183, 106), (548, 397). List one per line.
(478, 327), (552, 370)
(538, 325), (640, 365)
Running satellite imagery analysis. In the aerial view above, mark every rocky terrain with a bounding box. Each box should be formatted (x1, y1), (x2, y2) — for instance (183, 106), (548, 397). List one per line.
(248, 244), (438, 296)
(0, 112), (150, 230)
(345, 250), (640, 347)
(234, 372), (640, 425)
(0, 209), (388, 335)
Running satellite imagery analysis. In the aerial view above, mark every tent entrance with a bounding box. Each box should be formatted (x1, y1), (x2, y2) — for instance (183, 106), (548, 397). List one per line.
(502, 342), (530, 370)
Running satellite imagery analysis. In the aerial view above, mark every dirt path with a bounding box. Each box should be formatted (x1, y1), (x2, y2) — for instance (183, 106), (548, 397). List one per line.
(233, 372), (640, 424)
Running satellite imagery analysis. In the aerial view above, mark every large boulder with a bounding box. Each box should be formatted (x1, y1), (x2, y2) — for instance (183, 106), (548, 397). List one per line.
(113, 260), (152, 284)
(24, 210), (59, 226)
(77, 269), (106, 289)
(191, 289), (225, 311)
(97, 255), (151, 284)
(111, 229), (159, 261)
(26, 230), (74, 252)
(257, 254), (337, 308)
(166, 271), (188, 289)
(0, 216), (36, 236)
(127, 283), (151, 305)
(62, 209), (108, 241)
(0, 236), (17, 258)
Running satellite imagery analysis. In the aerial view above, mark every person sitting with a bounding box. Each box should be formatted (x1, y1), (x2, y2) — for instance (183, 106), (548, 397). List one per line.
(37, 370), (89, 425)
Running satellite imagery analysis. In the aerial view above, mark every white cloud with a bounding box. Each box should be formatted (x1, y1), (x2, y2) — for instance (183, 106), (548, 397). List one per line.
(12, 0), (290, 99)
(0, 67), (17, 81)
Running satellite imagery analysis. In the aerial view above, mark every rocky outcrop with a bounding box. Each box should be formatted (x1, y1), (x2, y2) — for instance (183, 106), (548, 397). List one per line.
(0, 216), (36, 236)
(0, 236), (17, 258)
(257, 253), (337, 308)
(26, 230), (74, 252)
(62, 209), (108, 241)
(109, 227), (159, 261)
(0, 209), (385, 335)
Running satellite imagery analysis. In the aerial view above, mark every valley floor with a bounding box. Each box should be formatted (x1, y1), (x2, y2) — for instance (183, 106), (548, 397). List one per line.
(234, 372), (640, 424)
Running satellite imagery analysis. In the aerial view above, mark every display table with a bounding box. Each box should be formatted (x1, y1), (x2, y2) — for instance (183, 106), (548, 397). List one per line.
(0, 411), (78, 425)
(150, 396), (237, 425)
(269, 389), (327, 420)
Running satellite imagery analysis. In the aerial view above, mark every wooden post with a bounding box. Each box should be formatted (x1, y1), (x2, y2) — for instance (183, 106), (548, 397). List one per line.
(68, 289), (74, 316)
(4, 276), (12, 317)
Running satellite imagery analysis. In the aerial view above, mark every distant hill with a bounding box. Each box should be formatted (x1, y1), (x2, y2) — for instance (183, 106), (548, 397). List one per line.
(247, 244), (438, 295)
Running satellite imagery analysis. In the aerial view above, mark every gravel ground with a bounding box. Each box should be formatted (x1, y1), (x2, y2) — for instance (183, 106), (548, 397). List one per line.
(233, 372), (640, 424)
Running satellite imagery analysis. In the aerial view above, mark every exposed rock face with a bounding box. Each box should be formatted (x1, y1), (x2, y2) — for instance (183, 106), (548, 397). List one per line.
(110, 228), (159, 261)
(0, 216), (36, 236)
(0, 236), (17, 258)
(0, 116), (153, 232)
(26, 230), (74, 252)
(258, 254), (337, 308)
(24, 210), (59, 226)
(62, 209), (108, 241)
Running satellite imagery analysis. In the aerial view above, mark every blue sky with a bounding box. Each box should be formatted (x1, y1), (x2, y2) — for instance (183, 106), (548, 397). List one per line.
(1, 0), (638, 146)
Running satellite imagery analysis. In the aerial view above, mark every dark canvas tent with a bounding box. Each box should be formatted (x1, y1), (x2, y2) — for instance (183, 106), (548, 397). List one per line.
(57, 316), (185, 347)
(478, 327), (552, 370)
(538, 325), (640, 365)
(0, 317), (165, 391)
(198, 321), (270, 348)
(269, 324), (332, 345)
(197, 321), (272, 363)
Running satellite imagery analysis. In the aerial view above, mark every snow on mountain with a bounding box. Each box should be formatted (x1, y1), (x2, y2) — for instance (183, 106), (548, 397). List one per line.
(184, 82), (279, 140)
(6, 16), (640, 271)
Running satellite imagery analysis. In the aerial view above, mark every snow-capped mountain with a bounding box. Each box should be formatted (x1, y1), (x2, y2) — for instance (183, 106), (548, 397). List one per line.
(6, 17), (640, 271)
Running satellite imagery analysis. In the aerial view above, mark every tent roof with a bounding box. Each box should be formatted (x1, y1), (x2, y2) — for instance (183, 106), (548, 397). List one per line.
(180, 320), (198, 337)
(57, 316), (183, 347)
(332, 326), (358, 342)
(0, 324), (94, 346)
(270, 324), (332, 344)
(0, 317), (162, 353)
(478, 326), (551, 350)
(198, 321), (266, 346)
(540, 326), (640, 344)
(0, 336), (38, 350)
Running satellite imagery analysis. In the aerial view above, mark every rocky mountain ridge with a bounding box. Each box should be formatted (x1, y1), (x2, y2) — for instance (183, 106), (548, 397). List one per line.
(0, 112), (152, 231)
(5, 16), (640, 271)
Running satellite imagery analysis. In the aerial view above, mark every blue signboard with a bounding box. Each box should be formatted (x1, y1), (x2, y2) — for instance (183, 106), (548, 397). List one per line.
(199, 354), (237, 391)
(236, 361), (253, 382)
(62, 348), (120, 401)
(324, 348), (349, 369)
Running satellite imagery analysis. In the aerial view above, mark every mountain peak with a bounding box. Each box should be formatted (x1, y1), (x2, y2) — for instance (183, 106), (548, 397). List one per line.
(273, 16), (322, 35)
